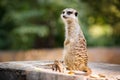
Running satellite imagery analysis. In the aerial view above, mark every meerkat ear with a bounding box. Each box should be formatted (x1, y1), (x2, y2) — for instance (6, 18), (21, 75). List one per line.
(75, 12), (78, 16)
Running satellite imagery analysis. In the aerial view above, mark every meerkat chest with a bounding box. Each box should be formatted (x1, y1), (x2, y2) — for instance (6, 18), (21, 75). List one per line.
(66, 32), (83, 44)
(66, 27), (79, 41)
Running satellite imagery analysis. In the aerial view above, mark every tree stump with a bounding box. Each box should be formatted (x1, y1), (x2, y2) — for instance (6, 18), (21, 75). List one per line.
(0, 61), (120, 80)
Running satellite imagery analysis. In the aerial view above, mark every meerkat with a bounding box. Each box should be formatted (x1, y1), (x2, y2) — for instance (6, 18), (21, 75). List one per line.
(61, 8), (92, 75)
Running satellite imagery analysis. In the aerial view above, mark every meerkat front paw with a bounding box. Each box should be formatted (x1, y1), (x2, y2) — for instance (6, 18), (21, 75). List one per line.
(64, 39), (70, 46)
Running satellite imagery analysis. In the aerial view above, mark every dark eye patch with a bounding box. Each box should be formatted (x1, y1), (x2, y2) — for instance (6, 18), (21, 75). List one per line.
(62, 11), (65, 14)
(75, 12), (78, 16)
(67, 11), (73, 15)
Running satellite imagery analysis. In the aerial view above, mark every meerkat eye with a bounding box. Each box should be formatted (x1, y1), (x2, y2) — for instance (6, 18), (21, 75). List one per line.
(62, 11), (65, 14)
(75, 12), (78, 16)
(67, 11), (73, 15)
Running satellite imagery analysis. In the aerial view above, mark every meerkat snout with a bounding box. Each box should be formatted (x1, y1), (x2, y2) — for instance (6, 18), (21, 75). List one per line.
(63, 15), (67, 18)
(61, 8), (78, 22)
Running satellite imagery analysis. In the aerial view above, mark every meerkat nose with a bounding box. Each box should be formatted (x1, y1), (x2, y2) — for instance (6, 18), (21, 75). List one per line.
(63, 15), (67, 18)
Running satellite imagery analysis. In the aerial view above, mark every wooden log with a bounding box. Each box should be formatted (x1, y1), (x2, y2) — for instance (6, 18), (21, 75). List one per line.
(0, 61), (120, 80)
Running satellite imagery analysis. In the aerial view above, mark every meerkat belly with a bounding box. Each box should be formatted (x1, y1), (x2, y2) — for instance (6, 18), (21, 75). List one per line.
(64, 38), (88, 70)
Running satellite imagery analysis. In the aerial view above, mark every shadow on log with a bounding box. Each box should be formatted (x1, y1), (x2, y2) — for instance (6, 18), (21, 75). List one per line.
(0, 69), (26, 80)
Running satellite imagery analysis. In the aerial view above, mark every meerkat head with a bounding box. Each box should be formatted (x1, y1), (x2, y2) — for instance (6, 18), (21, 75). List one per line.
(61, 8), (78, 24)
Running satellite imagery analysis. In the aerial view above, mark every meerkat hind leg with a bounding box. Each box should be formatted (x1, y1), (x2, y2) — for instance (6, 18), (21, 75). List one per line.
(82, 66), (92, 76)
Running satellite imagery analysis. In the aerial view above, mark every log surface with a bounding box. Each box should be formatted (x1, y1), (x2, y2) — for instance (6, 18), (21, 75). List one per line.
(0, 61), (120, 80)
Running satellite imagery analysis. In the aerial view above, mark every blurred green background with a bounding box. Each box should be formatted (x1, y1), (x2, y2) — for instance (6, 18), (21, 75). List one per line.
(0, 0), (120, 50)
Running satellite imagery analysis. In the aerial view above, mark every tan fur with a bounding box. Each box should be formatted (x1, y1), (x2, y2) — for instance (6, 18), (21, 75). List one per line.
(61, 8), (91, 75)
